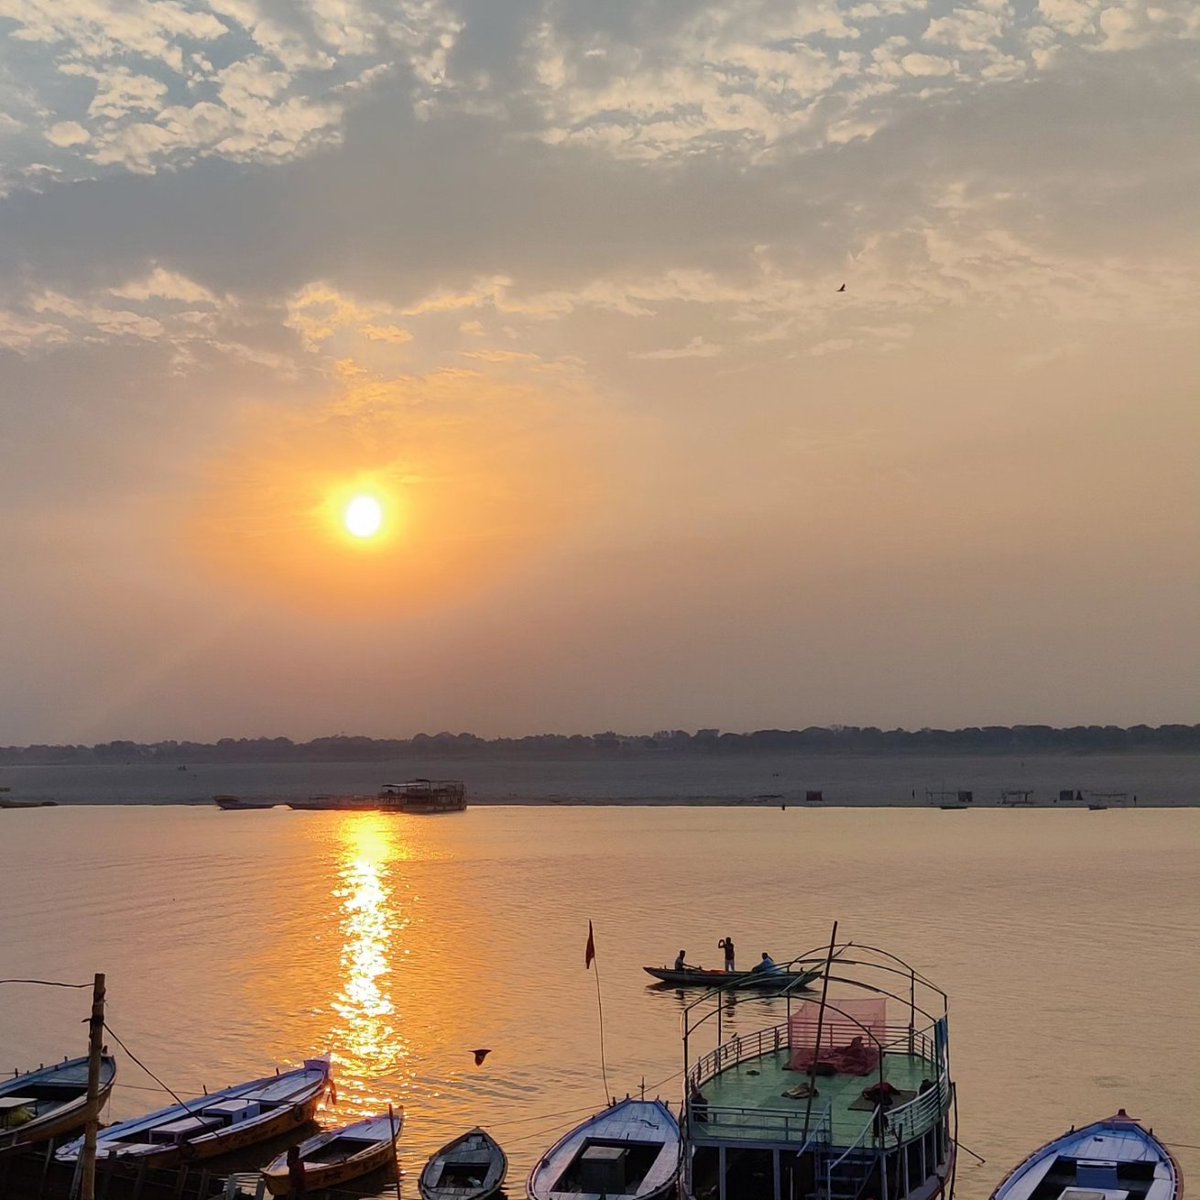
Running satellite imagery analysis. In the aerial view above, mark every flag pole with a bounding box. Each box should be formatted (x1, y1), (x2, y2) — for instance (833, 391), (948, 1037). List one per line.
(586, 921), (611, 1103)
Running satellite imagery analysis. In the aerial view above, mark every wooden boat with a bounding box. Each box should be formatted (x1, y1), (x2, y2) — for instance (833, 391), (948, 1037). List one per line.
(643, 965), (819, 990)
(420, 1126), (507, 1200)
(56, 1057), (331, 1168)
(528, 1097), (681, 1200)
(989, 1110), (1181, 1200)
(0, 1054), (117, 1155)
(261, 1111), (401, 1196)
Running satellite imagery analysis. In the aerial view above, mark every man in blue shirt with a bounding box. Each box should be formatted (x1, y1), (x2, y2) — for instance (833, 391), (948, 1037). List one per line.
(751, 952), (781, 975)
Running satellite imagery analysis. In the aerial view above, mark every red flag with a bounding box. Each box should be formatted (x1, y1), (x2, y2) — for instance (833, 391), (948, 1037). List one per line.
(585, 920), (596, 969)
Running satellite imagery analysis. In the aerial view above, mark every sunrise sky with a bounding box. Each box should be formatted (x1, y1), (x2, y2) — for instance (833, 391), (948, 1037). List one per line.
(1, 0), (1197, 744)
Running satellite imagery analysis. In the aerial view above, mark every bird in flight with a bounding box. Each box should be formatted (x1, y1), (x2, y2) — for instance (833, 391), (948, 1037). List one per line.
(472, 1049), (492, 1066)
(837, 283), (846, 292)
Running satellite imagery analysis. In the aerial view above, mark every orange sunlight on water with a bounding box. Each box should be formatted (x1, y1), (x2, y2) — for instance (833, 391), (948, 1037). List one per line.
(329, 815), (412, 1114)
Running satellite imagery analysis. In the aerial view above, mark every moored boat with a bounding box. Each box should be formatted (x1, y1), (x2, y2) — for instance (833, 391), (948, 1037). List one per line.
(529, 1097), (681, 1200)
(644, 965), (820, 990)
(56, 1057), (331, 1168)
(0, 1054), (117, 1155)
(261, 1111), (401, 1196)
(681, 940), (956, 1200)
(989, 1110), (1180, 1200)
(420, 1126), (507, 1200)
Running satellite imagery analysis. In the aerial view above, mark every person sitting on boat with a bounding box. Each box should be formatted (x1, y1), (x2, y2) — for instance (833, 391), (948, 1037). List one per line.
(751, 951), (782, 975)
(674, 949), (697, 971)
(718, 936), (736, 972)
(688, 1083), (709, 1123)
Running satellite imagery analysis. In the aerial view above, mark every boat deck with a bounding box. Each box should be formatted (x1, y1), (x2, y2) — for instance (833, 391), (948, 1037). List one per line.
(693, 1048), (942, 1148)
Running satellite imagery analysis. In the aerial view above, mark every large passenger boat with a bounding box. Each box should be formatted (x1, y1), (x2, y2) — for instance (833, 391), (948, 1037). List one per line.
(215, 779), (467, 814)
(681, 941), (956, 1200)
(293, 780), (467, 813)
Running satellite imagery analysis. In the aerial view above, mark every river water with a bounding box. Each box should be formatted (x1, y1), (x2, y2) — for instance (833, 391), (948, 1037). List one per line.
(0, 804), (1196, 1199)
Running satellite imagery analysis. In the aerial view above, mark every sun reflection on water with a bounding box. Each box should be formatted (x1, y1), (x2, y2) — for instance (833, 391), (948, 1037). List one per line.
(329, 815), (412, 1113)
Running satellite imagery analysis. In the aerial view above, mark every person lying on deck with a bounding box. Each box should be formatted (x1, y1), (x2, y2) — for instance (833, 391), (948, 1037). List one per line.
(751, 952), (782, 974)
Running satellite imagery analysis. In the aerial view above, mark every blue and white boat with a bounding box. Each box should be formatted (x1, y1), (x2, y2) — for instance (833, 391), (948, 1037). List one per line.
(990, 1111), (1181, 1200)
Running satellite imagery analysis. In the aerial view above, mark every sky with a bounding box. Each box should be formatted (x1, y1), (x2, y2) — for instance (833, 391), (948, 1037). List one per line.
(0, 0), (1197, 745)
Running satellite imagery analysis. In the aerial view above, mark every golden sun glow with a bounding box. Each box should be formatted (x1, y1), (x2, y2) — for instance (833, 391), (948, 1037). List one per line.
(344, 494), (383, 538)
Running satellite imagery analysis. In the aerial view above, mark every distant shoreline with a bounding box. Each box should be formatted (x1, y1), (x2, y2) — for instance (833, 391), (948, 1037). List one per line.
(7, 795), (1197, 810)
(4, 751), (1196, 808)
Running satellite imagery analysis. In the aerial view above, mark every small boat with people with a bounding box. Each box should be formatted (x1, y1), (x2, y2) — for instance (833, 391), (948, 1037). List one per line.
(261, 1111), (402, 1196)
(0, 1054), (117, 1154)
(419, 1126), (507, 1200)
(529, 1096), (681, 1200)
(644, 964), (819, 990)
(56, 1057), (331, 1168)
(989, 1110), (1180, 1200)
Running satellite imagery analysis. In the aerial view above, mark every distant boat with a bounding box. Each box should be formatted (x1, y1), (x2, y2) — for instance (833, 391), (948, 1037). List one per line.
(420, 1126), (507, 1200)
(261, 1111), (401, 1196)
(57, 1058), (331, 1168)
(289, 780), (467, 814)
(927, 788), (973, 810)
(989, 1110), (1180, 1200)
(999, 789), (1036, 806)
(528, 1097), (681, 1200)
(212, 795), (284, 811)
(0, 798), (58, 810)
(0, 1054), (117, 1155)
(644, 965), (819, 990)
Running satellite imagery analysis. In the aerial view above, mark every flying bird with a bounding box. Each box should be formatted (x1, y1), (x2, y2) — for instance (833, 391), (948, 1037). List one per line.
(472, 1049), (492, 1066)
(837, 283), (846, 292)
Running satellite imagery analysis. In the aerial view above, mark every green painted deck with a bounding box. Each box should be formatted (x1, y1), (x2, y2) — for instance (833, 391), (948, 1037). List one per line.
(694, 1049), (940, 1148)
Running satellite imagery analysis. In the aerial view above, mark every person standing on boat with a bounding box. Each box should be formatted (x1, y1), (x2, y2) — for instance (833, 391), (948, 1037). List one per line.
(751, 951), (781, 975)
(718, 936), (736, 972)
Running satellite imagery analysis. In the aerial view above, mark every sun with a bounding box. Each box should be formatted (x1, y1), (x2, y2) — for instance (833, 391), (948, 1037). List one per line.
(344, 494), (384, 538)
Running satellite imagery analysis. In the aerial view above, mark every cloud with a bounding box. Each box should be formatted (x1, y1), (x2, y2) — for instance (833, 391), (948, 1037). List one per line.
(632, 336), (724, 360)
(45, 122), (91, 148)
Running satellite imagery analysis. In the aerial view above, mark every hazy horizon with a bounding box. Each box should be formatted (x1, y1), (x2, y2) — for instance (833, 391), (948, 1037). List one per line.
(2, 0), (1197, 745)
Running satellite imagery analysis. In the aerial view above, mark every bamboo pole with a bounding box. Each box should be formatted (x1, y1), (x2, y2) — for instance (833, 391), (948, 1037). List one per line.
(801, 921), (838, 1142)
(389, 1103), (402, 1200)
(81, 972), (106, 1200)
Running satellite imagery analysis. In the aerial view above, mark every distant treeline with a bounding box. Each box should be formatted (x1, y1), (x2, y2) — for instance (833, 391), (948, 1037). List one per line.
(2, 724), (1200, 764)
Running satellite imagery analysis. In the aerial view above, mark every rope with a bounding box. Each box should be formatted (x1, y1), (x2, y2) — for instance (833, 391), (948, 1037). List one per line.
(0, 978), (89, 988)
(102, 1022), (189, 1110)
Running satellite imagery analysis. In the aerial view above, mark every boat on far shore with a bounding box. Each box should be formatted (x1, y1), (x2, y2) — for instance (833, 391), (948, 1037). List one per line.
(215, 780), (467, 814)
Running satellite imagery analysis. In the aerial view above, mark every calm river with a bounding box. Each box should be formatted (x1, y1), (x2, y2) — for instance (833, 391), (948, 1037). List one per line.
(1, 805), (1196, 1198)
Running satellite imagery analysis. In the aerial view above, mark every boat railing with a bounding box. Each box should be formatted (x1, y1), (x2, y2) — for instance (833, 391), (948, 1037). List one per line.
(824, 1102), (880, 1200)
(690, 1098), (833, 1146)
(689, 1022), (789, 1086)
(689, 1021), (939, 1089)
(877, 1067), (951, 1142)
